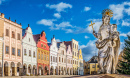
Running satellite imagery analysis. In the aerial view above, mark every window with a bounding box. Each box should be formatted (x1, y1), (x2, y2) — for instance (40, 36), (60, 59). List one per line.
(75, 52), (76, 56)
(17, 33), (20, 40)
(97, 65), (99, 68)
(75, 44), (76, 49)
(44, 55), (46, 60)
(41, 44), (43, 47)
(29, 50), (31, 56)
(75, 61), (76, 64)
(77, 45), (78, 49)
(41, 54), (43, 60)
(6, 29), (9, 36)
(73, 43), (74, 48)
(73, 52), (74, 55)
(44, 45), (46, 48)
(53, 56), (55, 62)
(59, 57), (60, 62)
(17, 49), (20, 56)
(12, 47), (15, 55)
(62, 58), (63, 63)
(38, 53), (40, 59)
(47, 56), (48, 61)
(56, 57), (57, 62)
(73, 60), (74, 64)
(33, 51), (35, 57)
(12, 31), (15, 38)
(92, 65), (95, 68)
(85, 66), (86, 69)
(77, 53), (78, 57)
(29, 38), (30, 42)
(5, 46), (9, 54)
(24, 49), (26, 55)
(51, 56), (52, 61)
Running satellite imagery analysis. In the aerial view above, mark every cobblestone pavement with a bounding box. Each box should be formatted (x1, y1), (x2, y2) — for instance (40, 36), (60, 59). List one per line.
(0, 74), (130, 78)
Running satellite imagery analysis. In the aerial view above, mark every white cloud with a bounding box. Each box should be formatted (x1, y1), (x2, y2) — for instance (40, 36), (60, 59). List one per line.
(86, 19), (102, 33)
(55, 22), (72, 29)
(56, 39), (61, 42)
(79, 40), (98, 61)
(84, 7), (91, 11)
(122, 20), (130, 26)
(0, 0), (6, 5)
(37, 19), (56, 26)
(85, 35), (89, 39)
(63, 28), (73, 33)
(120, 32), (130, 37)
(46, 2), (72, 12)
(109, 1), (130, 20)
(54, 13), (61, 18)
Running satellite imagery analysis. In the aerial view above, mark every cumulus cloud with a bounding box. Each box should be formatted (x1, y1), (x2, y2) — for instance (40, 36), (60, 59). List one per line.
(109, 1), (130, 20)
(37, 19), (56, 26)
(85, 35), (89, 39)
(120, 32), (130, 37)
(55, 22), (72, 29)
(84, 7), (91, 11)
(56, 39), (61, 42)
(54, 13), (61, 18)
(85, 19), (102, 33)
(122, 20), (130, 27)
(46, 2), (72, 12)
(79, 40), (98, 61)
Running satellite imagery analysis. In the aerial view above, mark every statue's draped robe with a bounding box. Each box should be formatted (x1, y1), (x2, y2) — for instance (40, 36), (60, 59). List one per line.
(93, 24), (120, 74)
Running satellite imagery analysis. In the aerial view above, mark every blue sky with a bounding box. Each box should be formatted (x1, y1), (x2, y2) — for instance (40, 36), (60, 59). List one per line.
(0, 0), (130, 61)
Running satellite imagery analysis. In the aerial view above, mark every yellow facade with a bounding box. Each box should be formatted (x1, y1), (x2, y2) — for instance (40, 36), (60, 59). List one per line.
(72, 39), (78, 75)
(89, 63), (99, 74)
(78, 49), (83, 67)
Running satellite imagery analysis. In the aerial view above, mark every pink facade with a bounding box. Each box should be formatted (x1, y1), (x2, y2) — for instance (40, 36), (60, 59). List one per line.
(3, 18), (22, 76)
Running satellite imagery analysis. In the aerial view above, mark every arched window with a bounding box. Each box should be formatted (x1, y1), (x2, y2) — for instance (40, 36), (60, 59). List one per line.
(33, 51), (35, 57)
(6, 29), (9, 36)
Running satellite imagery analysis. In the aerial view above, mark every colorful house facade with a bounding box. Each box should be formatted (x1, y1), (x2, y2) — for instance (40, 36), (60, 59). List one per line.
(48, 36), (58, 75)
(2, 14), (23, 76)
(33, 31), (50, 75)
(78, 49), (84, 75)
(72, 39), (78, 75)
(0, 13), (4, 76)
(57, 42), (67, 75)
(22, 26), (37, 75)
(64, 41), (73, 75)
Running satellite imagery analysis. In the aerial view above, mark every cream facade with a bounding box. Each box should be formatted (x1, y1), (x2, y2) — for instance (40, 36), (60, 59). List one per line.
(66, 44), (73, 75)
(57, 42), (67, 75)
(1, 14), (23, 76)
(72, 39), (78, 75)
(22, 26), (37, 76)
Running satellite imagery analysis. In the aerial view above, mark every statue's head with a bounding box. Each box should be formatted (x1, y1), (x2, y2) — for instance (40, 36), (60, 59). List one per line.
(102, 9), (113, 25)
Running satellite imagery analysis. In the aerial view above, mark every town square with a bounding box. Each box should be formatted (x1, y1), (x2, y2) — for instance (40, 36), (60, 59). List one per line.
(0, 0), (130, 78)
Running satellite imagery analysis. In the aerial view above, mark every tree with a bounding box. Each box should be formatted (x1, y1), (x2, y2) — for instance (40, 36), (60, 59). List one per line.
(117, 35), (130, 75)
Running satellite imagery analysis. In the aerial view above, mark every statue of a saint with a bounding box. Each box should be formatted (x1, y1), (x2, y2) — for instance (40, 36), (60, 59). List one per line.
(92, 9), (120, 74)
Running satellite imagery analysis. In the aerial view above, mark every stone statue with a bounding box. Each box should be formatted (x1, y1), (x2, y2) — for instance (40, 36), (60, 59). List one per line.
(91, 9), (120, 74)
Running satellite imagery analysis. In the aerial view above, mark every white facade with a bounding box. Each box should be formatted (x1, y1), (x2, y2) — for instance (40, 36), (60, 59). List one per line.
(22, 26), (37, 75)
(49, 37), (58, 75)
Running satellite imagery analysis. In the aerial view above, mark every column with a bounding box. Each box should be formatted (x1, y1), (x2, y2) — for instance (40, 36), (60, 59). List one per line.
(14, 67), (17, 76)
(8, 66), (10, 76)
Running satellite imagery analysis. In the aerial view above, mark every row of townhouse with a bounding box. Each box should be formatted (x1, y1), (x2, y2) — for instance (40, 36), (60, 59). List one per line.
(0, 13), (83, 76)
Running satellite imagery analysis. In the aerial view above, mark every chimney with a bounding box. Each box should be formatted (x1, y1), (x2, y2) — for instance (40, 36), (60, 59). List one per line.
(1, 13), (4, 18)
(15, 20), (16, 23)
(28, 24), (29, 27)
(9, 17), (10, 20)
(20, 23), (21, 25)
(53, 35), (55, 38)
